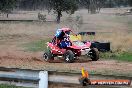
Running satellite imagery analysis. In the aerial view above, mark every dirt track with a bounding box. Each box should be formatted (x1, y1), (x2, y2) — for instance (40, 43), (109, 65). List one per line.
(0, 48), (132, 76)
(0, 9), (132, 77)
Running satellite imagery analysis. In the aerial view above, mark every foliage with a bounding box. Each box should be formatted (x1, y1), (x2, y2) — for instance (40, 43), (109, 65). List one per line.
(77, 0), (132, 13)
(18, 0), (50, 10)
(0, 0), (16, 13)
(6, 0), (132, 11)
(78, 0), (103, 13)
(49, 0), (78, 23)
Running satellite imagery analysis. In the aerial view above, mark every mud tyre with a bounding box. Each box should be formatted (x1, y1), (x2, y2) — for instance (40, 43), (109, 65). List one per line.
(79, 77), (91, 86)
(88, 48), (99, 61)
(64, 50), (74, 63)
(43, 50), (54, 62)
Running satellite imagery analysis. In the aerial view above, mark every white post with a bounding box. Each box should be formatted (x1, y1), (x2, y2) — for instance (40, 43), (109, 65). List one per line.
(39, 71), (48, 88)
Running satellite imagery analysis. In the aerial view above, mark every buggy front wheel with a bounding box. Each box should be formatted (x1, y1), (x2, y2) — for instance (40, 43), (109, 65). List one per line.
(43, 50), (54, 62)
(64, 50), (74, 63)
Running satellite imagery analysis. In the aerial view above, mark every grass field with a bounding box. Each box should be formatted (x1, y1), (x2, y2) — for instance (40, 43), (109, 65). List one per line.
(6, 8), (130, 62)
(0, 8), (132, 79)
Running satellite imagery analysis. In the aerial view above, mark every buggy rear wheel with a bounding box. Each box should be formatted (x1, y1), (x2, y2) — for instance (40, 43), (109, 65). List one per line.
(88, 48), (99, 61)
(43, 50), (54, 62)
(64, 50), (74, 63)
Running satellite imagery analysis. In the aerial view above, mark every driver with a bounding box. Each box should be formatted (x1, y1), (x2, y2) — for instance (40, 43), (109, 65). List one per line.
(59, 35), (71, 48)
(55, 29), (71, 48)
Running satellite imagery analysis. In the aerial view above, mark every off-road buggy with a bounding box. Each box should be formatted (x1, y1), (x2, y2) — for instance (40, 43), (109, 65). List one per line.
(43, 28), (99, 63)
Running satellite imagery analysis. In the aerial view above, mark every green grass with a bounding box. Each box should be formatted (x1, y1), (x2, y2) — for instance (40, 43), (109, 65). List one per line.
(100, 52), (132, 62)
(23, 38), (51, 52)
(116, 52), (132, 61)
(0, 84), (29, 88)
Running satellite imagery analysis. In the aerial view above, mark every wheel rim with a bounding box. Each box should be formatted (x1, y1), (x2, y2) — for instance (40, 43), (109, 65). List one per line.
(88, 50), (96, 59)
(43, 53), (48, 61)
(66, 55), (70, 61)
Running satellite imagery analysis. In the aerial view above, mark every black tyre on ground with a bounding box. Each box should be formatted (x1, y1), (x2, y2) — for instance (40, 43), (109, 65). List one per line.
(64, 50), (74, 63)
(79, 77), (91, 86)
(43, 50), (54, 62)
(88, 48), (99, 61)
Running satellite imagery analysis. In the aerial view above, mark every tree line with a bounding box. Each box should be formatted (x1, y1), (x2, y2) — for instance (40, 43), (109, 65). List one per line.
(0, 0), (132, 22)
(16, 0), (132, 10)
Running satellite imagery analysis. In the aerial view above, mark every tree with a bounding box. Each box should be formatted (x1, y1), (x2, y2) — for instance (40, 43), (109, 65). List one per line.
(0, 0), (16, 18)
(78, 0), (103, 14)
(49, 0), (78, 23)
(78, 0), (90, 13)
(128, 0), (132, 6)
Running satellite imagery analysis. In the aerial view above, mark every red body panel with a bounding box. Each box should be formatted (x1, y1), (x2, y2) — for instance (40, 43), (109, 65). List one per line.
(47, 41), (91, 56)
(47, 43), (66, 54)
(46, 28), (92, 56)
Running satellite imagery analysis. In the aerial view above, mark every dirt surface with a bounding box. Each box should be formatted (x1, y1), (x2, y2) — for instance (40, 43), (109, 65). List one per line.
(0, 8), (132, 77)
(0, 47), (132, 76)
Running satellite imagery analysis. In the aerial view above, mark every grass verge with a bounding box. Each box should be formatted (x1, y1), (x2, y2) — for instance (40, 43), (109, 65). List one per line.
(100, 52), (132, 62)
(23, 38), (51, 52)
(0, 84), (29, 88)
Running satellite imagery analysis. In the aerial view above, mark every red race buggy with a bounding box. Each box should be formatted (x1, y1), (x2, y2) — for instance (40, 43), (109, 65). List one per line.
(43, 28), (99, 63)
